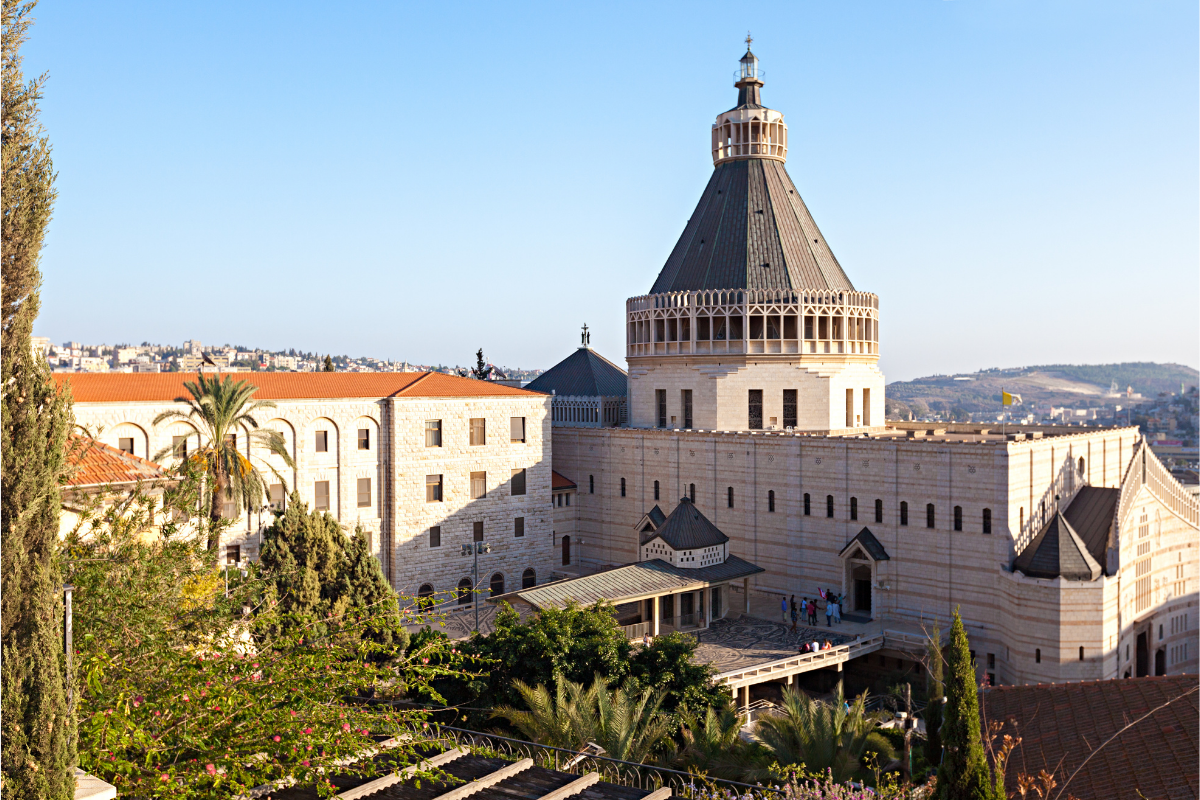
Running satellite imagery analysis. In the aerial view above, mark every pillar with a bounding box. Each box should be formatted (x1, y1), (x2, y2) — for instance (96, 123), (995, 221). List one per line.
(652, 595), (660, 637)
(835, 661), (844, 697)
(743, 577), (750, 613)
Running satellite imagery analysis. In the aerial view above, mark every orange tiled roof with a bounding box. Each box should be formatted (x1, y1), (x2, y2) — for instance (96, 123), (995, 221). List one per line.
(53, 371), (542, 403)
(552, 470), (577, 490)
(984, 675), (1198, 800)
(66, 437), (170, 487)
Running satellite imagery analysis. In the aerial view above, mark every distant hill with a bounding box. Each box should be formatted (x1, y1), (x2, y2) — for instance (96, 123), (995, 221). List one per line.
(886, 362), (1198, 416)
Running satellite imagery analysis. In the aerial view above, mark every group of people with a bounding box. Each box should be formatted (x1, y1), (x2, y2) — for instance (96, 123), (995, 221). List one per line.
(799, 638), (834, 653)
(783, 589), (845, 632)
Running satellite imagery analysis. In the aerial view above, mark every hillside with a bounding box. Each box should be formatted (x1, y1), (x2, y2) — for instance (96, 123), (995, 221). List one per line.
(885, 362), (1198, 417)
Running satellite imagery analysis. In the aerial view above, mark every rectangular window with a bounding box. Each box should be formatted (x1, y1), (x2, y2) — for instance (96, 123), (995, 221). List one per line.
(875, 499), (883, 524)
(172, 435), (188, 458)
(987, 653), (995, 669)
(223, 498), (239, 519)
(727, 487), (734, 508)
(425, 420), (442, 447)
(118, 437), (135, 455)
(748, 389), (763, 429)
(804, 493), (811, 516)
(845, 388), (854, 428)
(315, 430), (328, 452)
(953, 505), (963, 532)
(783, 390), (797, 429)
(900, 501), (908, 526)
(469, 418), (486, 446)
(682, 390), (693, 429)
(425, 474), (443, 502)
(357, 477), (371, 508)
(926, 504), (936, 529)
(225, 544), (240, 565)
(863, 388), (871, 426)
(314, 480), (330, 511)
(826, 495), (834, 518)
(429, 526), (441, 548)
(510, 417), (526, 443)
(270, 483), (286, 511)
(470, 471), (486, 499)
(620, 478), (626, 497)
(850, 497), (858, 521)
(358, 428), (370, 450)
(656, 390), (667, 428)
(982, 508), (992, 534)
(473, 520), (484, 542)
(514, 516), (525, 537)
(511, 468), (527, 496)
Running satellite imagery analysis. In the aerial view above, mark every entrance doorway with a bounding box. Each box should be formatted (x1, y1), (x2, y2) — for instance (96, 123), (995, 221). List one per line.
(680, 592), (695, 626)
(1155, 648), (1166, 676)
(852, 564), (872, 614)
(1136, 631), (1149, 677)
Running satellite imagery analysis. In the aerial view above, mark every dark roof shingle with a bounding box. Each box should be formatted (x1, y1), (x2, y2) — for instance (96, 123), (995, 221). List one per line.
(524, 348), (627, 398)
(643, 497), (729, 551)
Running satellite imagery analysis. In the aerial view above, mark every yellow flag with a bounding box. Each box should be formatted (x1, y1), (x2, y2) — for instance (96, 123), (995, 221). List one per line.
(1002, 391), (1022, 406)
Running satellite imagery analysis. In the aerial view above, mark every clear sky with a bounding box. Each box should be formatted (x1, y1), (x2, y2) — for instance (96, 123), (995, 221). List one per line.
(26, 1), (1199, 381)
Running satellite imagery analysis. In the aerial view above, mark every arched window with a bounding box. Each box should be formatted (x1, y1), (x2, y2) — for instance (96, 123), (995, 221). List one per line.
(1079, 646), (1084, 661)
(689, 483), (695, 502)
(490, 572), (505, 597)
(953, 505), (963, 532)
(826, 495), (834, 518)
(926, 503), (935, 529)
(522, 568), (536, 589)
(561, 535), (571, 566)
(768, 490), (775, 513)
(654, 480), (660, 501)
(982, 508), (992, 534)
(418, 583), (434, 612)
(727, 487), (734, 508)
(1078, 456), (1085, 475)
(874, 499), (883, 524)
(589, 475), (594, 494)
(803, 493), (811, 516)
(620, 478), (626, 497)
(1035, 648), (1041, 663)
(850, 497), (858, 521)
(456, 578), (472, 605)
(900, 501), (909, 526)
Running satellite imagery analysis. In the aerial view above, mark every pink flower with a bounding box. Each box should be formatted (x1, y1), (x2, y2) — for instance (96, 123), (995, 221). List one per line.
(181, 694), (190, 702)
(133, 696), (144, 707)
(273, 735), (281, 742)
(252, 663), (259, 668)
(205, 764), (216, 776)
(341, 723), (351, 732)
(422, 658), (429, 664)
(154, 710), (161, 717)
(303, 727), (313, 734)
(289, 710), (296, 717)
(160, 774), (169, 782)
(301, 760), (310, 767)
(360, 729), (369, 736)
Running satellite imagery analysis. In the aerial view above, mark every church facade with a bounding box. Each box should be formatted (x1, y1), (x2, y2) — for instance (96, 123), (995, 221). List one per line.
(542, 46), (1199, 685)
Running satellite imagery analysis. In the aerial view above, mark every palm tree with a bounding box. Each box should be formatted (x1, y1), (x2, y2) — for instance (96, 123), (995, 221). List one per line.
(593, 679), (672, 763)
(153, 372), (294, 549)
(667, 702), (758, 781)
(753, 687), (883, 783)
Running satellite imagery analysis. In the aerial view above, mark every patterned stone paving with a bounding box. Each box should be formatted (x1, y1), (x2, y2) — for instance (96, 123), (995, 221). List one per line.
(693, 615), (854, 674)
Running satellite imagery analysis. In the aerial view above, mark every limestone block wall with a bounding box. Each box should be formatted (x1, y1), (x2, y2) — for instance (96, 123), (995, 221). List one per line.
(626, 358), (884, 432)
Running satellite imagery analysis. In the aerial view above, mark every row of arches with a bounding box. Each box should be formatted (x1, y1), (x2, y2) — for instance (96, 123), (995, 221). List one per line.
(416, 568), (538, 608)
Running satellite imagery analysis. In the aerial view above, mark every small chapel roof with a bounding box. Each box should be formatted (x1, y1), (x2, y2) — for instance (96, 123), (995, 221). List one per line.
(642, 497), (729, 551)
(524, 348), (627, 398)
(838, 527), (890, 562)
(1013, 486), (1117, 581)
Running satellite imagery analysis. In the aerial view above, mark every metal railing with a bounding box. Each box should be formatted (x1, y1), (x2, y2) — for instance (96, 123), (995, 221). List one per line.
(1014, 455), (1087, 556)
(716, 633), (885, 686)
(430, 724), (784, 799)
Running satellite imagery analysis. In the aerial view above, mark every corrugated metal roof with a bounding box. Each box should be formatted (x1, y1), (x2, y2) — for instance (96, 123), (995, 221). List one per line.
(643, 497), (729, 551)
(55, 371), (542, 403)
(498, 555), (763, 609)
(650, 158), (855, 293)
(524, 348), (627, 398)
(838, 527), (890, 562)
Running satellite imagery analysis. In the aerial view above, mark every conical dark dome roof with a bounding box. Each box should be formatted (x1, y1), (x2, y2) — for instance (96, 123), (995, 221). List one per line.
(651, 158), (854, 294)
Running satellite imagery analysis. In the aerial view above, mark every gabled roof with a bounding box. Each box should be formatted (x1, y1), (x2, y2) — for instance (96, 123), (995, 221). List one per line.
(642, 497), (729, 551)
(54, 371), (542, 403)
(984, 676), (1198, 800)
(636, 505), (668, 543)
(838, 527), (890, 561)
(524, 348), (628, 398)
(649, 158), (855, 294)
(66, 437), (169, 488)
(551, 470), (576, 490)
(1013, 511), (1103, 581)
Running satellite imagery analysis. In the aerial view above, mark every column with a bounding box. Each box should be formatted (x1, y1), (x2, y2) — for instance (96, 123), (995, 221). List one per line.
(652, 595), (660, 637)
(743, 577), (750, 613)
(835, 661), (844, 697)
(704, 587), (711, 629)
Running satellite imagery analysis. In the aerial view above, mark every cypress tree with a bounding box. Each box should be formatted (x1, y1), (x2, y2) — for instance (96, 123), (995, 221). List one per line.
(1, 1), (76, 796)
(340, 526), (406, 650)
(924, 622), (944, 773)
(937, 609), (995, 800)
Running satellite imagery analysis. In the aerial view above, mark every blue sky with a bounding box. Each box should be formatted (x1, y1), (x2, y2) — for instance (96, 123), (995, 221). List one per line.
(27, 1), (1198, 381)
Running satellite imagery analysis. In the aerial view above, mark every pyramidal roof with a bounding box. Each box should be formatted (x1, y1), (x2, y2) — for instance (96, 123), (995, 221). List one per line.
(643, 497), (729, 551)
(1013, 511), (1103, 581)
(525, 347), (627, 398)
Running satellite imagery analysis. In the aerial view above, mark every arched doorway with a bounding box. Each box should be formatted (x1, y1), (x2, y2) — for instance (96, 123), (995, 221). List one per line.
(417, 583), (434, 612)
(1136, 631), (1149, 677)
(490, 572), (505, 597)
(457, 578), (472, 605)
(522, 568), (536, 588)
(561, 535), (571, 566)
(852, 564), (872, 614)
(1155, 648), (1166, 676)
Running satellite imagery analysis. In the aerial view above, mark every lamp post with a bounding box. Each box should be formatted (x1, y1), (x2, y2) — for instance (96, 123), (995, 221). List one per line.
(461, 541), (491, 633)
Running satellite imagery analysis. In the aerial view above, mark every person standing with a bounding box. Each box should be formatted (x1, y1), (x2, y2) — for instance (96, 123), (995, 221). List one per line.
(832, 594), (842, 625)
(781, 595), (787, 622)
(825, 596), (833, 627)
(790, 599), (798, 633)
(807, 598), (817, 626)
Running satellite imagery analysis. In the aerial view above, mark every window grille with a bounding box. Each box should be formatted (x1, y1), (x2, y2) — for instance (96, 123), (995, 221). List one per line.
(748, 390), (763, 429)
(783, 390), (797, 428)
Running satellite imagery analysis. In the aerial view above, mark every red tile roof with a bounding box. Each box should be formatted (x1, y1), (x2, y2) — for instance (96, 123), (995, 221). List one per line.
(983, 675), (1198, 800)
(551, 470), (576, 490)
(66, 437), (170, 487)
(53, 371), (543, 403)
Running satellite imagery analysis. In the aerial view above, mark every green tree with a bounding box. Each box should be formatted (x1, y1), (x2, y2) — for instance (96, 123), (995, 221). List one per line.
(924, 623), (944, 773)
(629, 631), (723, 714)
(152, 372), (294, 548)
(323, 355), (335, 372)
(753, 687), (881, 783)
(471, 348), (492, 380)
(667, 702), (758, 781)
(257, 494), (407, 652)
(1, 0), (76, 795)
(937, 609), (995, 800)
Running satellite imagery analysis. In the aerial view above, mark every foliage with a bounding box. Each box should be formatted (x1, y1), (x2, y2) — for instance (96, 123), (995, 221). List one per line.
(492, 674), (672, 763)
(936, 610), (995, 800)
(152, 372), (294, 547)
(63, 480), (466, 798)
(753, 687), (882, 784)
(664, 701), (763, 781)
(924, 623), (944, 774)
(472, 348), (493, 380)
(628, 631), (724, 715)
(257, 494), (408, 652)
(1, 2), (75, 795)
(323, 355), (334, 372)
